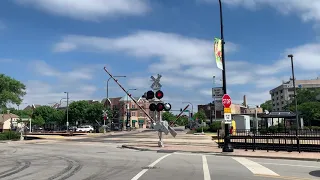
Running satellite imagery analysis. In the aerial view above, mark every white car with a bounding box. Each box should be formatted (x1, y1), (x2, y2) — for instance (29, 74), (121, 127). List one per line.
(76, 125), (94, 133)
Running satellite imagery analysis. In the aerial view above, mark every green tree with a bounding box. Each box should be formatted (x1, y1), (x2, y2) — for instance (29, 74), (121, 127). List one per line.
(162, 111), (176, 124)
(51, 110), (65, 125)
(0, 74), (26, 108)
(85, 102), (104, 124)
(69, 100), (90, 125)
(298, 102), (320, 126)
(260, 100), (272, 111)
(32, 116), (45, 126)
(32, 106), (55, 123)
(193, 109), (207, 121)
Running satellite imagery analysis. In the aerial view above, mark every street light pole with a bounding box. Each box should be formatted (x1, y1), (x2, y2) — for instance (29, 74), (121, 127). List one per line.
(288, 54), (299, 129)
(126, 88), (137, 131)
(64, 92), (69, 131)
(107, 75), (126, 102)
(213, 76), (217, 123)
(219, 0), (233, 152)
(182, 102), (194, 129)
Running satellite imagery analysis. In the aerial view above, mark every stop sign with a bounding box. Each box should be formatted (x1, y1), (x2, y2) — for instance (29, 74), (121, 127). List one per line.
(222, 94), (232, 108)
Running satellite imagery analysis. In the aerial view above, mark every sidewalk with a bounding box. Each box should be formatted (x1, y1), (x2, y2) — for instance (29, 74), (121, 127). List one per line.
(121, 132), (320, 161)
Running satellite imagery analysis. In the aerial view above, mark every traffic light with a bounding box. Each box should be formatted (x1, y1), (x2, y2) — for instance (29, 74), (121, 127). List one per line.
(146, 90), (154, 100)
(146, 89), (171, 112)
(155, 90), (163, 99)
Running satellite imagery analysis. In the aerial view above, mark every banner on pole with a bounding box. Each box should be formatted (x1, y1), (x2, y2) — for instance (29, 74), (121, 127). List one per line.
(214, 38), (223, 70)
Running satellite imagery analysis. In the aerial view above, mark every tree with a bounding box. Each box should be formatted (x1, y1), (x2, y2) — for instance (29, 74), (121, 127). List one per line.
(68, 100), (90, 125)
(85, 102), (104, 124)
(0, 74), (26, 107)
(260, 100), (272, 111)
(193, 109), (207, 121)
(51, 110), (65, 125)
(162, 111), (176, 124)
(32, 106), (55, 123)
(32, 116), (45, 126)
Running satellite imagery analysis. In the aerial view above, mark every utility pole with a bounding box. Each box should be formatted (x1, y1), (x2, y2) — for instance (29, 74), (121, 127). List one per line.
(126, 88), (137, 131)
(64, 92), (69, 131)
(288, 54), (299, 129)
(219, 0), (233, 152)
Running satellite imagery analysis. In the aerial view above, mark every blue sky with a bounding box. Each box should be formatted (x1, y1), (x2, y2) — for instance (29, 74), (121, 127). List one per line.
(1, 0), (320, 111)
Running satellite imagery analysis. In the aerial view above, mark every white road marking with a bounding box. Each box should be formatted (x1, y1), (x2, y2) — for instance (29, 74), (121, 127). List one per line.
(256, 162), (319, 169)
(202, 155), (211, 180)
(131, 154), (171, 180)
(232, 157), (279, 176)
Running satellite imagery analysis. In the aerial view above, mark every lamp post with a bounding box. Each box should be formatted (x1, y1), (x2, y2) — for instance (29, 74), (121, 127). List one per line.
(126, 88), (137, 130)
(64, 92), (69, 131)
(17, 103), (27, 110)
(107, 75), (126, 103)
(182, 102), (193, 129)
(218, 0), (233, 152)
(288, 54), (299, 129)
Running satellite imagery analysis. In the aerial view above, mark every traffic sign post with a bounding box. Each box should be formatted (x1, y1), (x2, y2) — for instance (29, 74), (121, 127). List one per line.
(222, 94), (234, 152)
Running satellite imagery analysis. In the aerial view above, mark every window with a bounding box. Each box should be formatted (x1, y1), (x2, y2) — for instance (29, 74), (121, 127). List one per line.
(139, 123), (143, 128)
(139, 112), (143, 117)
(131, 112), (136, 116)
(132, 104), (135, 109)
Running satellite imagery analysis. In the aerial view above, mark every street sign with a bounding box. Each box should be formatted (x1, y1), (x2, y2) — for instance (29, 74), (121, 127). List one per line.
(222, 94), (232, 108)
(214, 99), (223, 111)
(212, 87), (223, 98)
(224, 113), (232, 124)
(224, 107), (231, 113)
(150, 74), (162, 90)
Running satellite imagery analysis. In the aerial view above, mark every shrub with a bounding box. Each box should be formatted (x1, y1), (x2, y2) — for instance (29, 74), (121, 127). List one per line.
(196, 126), (209, 132)
(209, 121), (221, 132)
(0, 131), (20, 140)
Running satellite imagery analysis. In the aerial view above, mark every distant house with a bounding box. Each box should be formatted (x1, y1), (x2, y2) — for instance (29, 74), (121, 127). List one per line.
(24, 104), (41, 111)
(0, 113), (21, 132)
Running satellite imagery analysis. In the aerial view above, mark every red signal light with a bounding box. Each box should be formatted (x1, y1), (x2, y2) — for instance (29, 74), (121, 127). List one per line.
(149, 103), (156, 111)
(156, 103), (164, 111)
(155, 90), (163, 99)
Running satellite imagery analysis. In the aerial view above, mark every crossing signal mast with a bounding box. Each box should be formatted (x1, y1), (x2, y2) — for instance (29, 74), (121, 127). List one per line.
(103, 68), (177, 148)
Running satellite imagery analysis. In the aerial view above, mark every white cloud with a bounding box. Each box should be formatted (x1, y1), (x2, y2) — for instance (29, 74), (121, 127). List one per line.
(201, 0), (320, 22)
(52, 30), (320, 108)
(18, 61), (101, 108)
(29, 60), (94, 81)
(14, 0), (150, 21)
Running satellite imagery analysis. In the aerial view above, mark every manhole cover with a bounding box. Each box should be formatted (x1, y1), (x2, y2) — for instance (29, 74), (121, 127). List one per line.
(309, 170), (320, 177)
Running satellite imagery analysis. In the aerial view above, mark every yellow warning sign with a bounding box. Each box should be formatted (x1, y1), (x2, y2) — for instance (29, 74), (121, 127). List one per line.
(224, 107), (231, 113)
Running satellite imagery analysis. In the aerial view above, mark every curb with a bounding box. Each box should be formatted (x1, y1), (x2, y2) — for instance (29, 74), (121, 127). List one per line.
(215, 153), (320, 162)
(121, 145), (320, 162)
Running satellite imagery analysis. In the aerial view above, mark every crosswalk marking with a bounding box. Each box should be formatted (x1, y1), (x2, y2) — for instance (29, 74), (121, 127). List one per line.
(232, 157), (280, 176)
(202, 155), (211, 180)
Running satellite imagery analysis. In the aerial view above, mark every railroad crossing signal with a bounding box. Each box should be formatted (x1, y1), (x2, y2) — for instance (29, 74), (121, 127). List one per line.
(144, 89), (171, 112)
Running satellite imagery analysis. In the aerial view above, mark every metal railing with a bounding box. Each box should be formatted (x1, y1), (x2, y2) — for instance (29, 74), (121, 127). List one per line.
(217, 129), (320, 153)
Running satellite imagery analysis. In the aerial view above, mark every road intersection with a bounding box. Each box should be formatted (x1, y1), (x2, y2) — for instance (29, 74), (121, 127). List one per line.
(0, 131), (319, 180)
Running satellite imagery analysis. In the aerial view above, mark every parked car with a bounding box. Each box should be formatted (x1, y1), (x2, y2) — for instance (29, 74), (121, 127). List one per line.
(76, 125), (94, 133)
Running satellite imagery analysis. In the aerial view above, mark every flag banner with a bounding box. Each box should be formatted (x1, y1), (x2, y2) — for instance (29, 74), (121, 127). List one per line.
(214, 38), (223, 70)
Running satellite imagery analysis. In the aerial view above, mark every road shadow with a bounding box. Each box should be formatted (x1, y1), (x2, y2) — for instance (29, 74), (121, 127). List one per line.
(309, 170), (320, 177)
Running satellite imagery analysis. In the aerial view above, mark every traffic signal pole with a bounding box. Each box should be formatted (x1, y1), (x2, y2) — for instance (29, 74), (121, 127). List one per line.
(219, 0), (233, 152)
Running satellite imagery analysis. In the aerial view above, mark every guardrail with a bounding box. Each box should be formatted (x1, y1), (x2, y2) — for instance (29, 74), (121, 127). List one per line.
(217, 129), (320, 153)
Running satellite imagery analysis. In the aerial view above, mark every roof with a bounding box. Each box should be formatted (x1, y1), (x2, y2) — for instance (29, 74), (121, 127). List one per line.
(0, 113), (19, 123)
(260, 111), (296, 118)
(119, 95), (140, 102)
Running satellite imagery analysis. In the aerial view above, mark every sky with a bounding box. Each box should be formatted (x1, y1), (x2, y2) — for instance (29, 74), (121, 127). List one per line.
(1, 0), (320, 112)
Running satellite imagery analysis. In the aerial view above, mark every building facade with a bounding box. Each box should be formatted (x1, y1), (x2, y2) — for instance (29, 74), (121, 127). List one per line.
(270, 78), (320, 111)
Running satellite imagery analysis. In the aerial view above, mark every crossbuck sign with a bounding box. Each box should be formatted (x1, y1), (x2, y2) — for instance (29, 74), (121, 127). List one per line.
(150, 74), (162, 91)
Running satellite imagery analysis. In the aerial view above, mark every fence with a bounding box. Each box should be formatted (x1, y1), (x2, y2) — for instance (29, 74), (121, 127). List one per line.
(217, 129), (320, 152)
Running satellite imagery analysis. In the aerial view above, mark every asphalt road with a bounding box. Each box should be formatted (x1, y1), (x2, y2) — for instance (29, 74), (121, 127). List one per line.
(0, 140), (319, 180)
